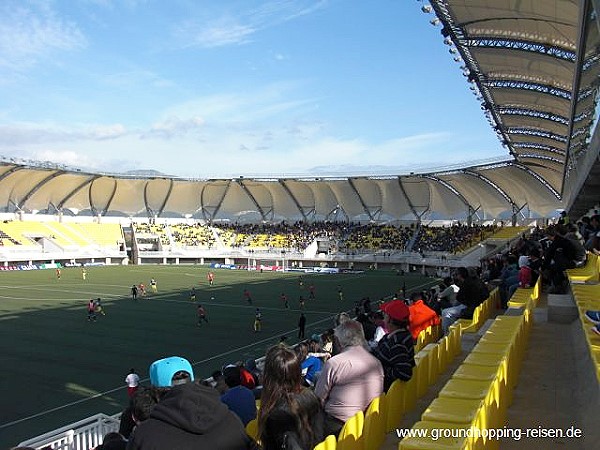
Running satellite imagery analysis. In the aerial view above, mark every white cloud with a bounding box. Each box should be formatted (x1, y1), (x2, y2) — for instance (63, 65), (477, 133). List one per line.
(31, 149), (97, 168)
(0, 1), (87, 71)
(101, 70), (175, 89)
(186, 18), (256, 48)
(160, 81), (316, 126)
(176, 0), (328, 48)
(0, 122), (128, 146)
(142, 116), (205, 139)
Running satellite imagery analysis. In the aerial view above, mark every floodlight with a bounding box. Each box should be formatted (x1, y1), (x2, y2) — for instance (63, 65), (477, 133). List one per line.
(430, 18), (440, 26)
(421, 5), (432, 13)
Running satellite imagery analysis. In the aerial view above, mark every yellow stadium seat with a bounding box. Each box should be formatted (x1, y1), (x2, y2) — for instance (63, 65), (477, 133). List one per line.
(245, 418), (259, 441)
(398, 421), (471, 450)
(414, 351), (432, 398)
(363, 394), (387, 450)
(421, 397), (487, 432)
(439, 377), (503, 429)
(386, 379), (411, 432)
(337, 410), (364, 450)
(314, 434), (337, 450)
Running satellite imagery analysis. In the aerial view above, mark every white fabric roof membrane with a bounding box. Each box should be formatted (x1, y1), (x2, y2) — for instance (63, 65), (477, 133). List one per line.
(430, 0), (600, 210)
(0, 161), (562, 221)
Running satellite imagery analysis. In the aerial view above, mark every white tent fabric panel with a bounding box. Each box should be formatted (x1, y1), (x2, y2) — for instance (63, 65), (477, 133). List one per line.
(303, 181), (341, 221)
(163, 182), (204, 217)
(28, 173), (93, 212)
(426, 180), (470, 219)
(373, 179), (417, 221)
(100, 179), (147, 216)
(500, 115), (569, 137)
(471, 48), (574, 87)
(262, 182), (306, 222)
(489, 89), (571, 117)
(143, 178), (173, 213)
(452, 0), (579, 46)
(0, 169), (55, 210)
(326, 181), (369, 221)
(441, 172), (512, 218)
(210, 181), (259, 222)
(399, 178), (431, 217)
(278, 180), (317, 220)
(483, 165), (561, 216)
(350, 178), (384, 215)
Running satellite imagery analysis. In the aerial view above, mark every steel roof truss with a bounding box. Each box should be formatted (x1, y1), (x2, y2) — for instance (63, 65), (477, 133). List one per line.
(465, 37), (576, 62)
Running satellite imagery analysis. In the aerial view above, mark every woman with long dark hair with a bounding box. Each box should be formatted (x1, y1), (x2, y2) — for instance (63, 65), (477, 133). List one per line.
(258, 345), (325, 450)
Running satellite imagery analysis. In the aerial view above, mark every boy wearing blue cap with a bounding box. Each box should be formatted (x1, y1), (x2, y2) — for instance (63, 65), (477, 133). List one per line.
(128, 356), (256, 449)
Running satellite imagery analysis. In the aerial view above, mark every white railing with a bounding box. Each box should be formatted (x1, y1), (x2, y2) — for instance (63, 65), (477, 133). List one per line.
(18, 413), (120, 450)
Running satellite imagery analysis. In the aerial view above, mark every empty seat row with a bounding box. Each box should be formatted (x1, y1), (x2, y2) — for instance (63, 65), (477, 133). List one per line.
(399, 305), (533, 450)
(570, 284), (600, 384)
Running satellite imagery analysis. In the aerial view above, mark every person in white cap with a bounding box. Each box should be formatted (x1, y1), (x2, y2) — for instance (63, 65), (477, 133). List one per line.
(125, 368), (140, 398)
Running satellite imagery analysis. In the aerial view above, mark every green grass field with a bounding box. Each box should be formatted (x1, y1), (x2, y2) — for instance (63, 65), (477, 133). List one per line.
(0, 265), (438, 448)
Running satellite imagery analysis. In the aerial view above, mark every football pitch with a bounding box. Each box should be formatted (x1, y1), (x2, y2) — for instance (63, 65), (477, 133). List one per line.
(0, 265), (438, 447)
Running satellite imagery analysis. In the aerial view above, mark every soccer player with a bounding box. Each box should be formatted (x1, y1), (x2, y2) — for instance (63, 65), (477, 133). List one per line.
(131, 284), (138, 301)
(280, 292), (289, 309)
(138, 283), (146, 297)
(299, 295), (306, 309)
(254, 308), (262, 332)
(197, 304), (209, 326)
(87, 299), (97, 322)
(81, 267), (87, 281)
(337, 285), (344, 301)
(243, 288), (253, 305)
(308, 284), (316, 300)
(207, 271), (215, 286)
(150, 278), (157, 293)
(56, 267), (61, 280)
(190, 287), (196, 302)
(94, 298), (106, 316)
(298, 275), (304, 288)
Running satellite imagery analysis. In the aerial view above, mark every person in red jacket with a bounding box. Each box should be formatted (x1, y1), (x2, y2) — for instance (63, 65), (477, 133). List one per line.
(406, 292), (440, 340)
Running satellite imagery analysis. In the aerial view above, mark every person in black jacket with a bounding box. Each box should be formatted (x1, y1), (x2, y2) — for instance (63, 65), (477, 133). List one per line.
(543, 225), (582, 293)
(127, 356), (256, 450)
(441, 267), (483, 333)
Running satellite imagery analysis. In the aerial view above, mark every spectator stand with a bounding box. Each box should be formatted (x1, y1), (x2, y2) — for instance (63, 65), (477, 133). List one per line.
(311, 321), (466, 450)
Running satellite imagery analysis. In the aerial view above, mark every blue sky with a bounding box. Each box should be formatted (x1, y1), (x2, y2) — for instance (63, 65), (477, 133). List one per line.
(0, 0), (507, 178)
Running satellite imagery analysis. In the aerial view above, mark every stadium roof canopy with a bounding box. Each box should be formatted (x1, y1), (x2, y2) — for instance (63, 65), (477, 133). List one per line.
(1, 0), (599, 223)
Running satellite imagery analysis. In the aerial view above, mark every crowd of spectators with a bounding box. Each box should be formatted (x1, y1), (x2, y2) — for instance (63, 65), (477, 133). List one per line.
(132, 220), (496, 255)
(214, 221), (345, 251)
(413, 224), (497, 254)
(339, 224), (413, 251)
(170, 223), (216, 248)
